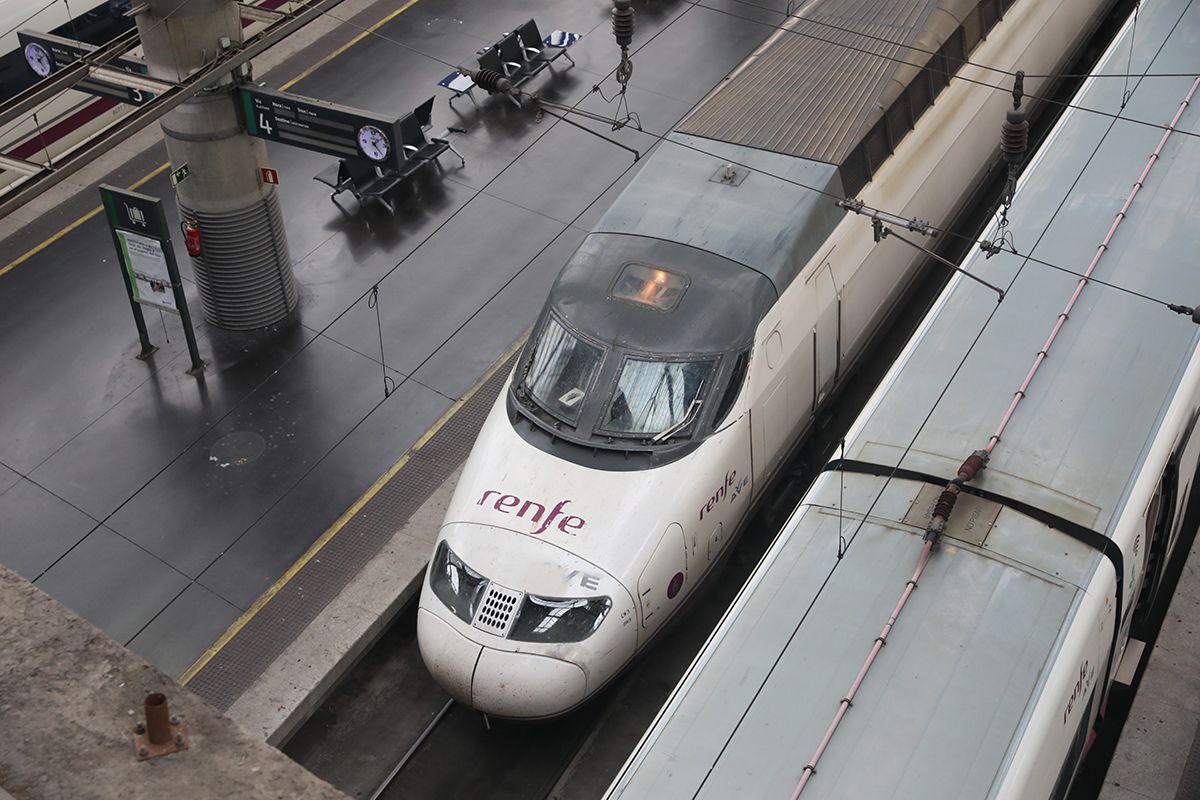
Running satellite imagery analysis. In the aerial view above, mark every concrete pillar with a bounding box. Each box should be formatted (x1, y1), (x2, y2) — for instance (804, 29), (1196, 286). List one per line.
(136, 0), (295, 330)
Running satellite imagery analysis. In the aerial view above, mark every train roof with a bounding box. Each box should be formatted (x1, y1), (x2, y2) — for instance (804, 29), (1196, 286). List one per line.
(547, 230), (777, 355)
(608, 2), (1200, 796)
(678, 0), (979, 191)
(592, 134), (844, 300)
(609, 484), (1086, 798)
(847, 0), (1200, 537)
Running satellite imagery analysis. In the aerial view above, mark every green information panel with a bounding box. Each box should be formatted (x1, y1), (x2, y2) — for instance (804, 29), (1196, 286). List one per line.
(100, 185), (203, 372)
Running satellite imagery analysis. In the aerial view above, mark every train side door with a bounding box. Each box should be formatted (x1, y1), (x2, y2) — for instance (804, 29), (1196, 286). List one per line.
(751, 310), (816, 487)
(751, 325), (790, 487)
(636, 523), (687, 638)
(813, 259), (843, 407)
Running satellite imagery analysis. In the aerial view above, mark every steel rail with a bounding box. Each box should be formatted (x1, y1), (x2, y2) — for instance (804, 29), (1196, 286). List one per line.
(368, 698), (455, 800)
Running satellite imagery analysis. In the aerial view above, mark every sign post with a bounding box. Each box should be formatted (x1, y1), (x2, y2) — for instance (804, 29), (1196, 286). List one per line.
(99, 185), (205, 374)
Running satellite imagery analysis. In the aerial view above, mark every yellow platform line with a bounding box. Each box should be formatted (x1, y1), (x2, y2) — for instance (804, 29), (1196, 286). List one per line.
(179, 334), (526, 685)
(0, 163), (170, 279)
(0, 0), (422, 280)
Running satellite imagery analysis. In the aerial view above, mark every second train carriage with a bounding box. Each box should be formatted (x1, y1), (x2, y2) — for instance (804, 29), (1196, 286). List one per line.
(607, 0), (1200, 796)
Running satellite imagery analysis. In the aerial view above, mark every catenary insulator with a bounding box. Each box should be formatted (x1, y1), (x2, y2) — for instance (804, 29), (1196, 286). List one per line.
(924, 483), (960, 544)
(612, 0), (635, 48)
(957, 450), (989, 482)
(473, 69), (510, 95)
(1011, 69), (1026, 110)
(1001, 109), (1029, 165)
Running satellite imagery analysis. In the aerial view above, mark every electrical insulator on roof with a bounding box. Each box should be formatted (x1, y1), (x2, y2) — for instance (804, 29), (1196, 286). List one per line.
(613, 0), (635, 85)
(1000, 71), (1029, 208)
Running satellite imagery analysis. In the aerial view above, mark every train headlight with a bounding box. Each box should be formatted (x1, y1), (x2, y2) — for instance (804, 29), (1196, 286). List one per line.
(509, 594), (612, 643)
(429, 540), (488, 623)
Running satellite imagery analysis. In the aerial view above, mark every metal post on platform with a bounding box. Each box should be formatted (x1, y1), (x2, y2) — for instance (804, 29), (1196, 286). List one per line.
(116, 244), (158, 360)
(153, 204), (205, 374)
(101, 187), (157, 360)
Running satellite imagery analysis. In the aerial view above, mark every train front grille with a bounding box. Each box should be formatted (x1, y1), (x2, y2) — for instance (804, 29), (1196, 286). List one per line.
(472, 583), (522, 638)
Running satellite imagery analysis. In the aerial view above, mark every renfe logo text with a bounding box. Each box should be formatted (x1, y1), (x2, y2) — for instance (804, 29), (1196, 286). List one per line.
(700, 469), (743, 521)
(477, 490), (586, 535)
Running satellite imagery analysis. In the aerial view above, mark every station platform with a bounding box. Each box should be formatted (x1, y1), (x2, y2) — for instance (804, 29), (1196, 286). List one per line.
(1099, 531), (1200, 800)
(0, 0), (779, 741)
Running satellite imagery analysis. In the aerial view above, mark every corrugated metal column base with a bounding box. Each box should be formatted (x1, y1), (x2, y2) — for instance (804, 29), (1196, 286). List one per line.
(180, 190), (296, 330)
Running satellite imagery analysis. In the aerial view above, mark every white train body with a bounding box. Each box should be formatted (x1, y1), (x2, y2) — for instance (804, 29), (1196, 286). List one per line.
(418, 0), (1117, 719)
(606, 0), (1200, 796)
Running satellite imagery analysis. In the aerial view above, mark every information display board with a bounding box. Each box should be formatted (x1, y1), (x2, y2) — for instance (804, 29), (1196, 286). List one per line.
(99, 185), (203, 372)
(238, 86), (403, 170)
(18, 30), (154, 106)
(116, 228), (176, 312)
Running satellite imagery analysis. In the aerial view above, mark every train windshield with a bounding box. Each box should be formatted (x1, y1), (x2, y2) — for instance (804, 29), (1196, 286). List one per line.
(603, 357), (714, 438)
(524, 317), (605, 424)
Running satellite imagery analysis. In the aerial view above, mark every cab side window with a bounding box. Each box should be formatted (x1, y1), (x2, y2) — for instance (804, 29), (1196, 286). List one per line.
(713, 350), (750, 428)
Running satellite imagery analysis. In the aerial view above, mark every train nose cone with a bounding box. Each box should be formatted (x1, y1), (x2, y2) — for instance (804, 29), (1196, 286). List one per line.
(418, 605), (589, 718)
(416, 608), (480, 705)
(472, 648), (587, 718)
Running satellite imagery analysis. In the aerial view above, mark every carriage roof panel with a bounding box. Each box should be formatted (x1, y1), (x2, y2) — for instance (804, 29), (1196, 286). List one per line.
(677, 0), (975, 164)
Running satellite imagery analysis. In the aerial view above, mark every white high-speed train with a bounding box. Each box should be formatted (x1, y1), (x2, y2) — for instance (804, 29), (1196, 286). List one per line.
(607, 0), (1200, 796)
(417, 0), (1118, 719)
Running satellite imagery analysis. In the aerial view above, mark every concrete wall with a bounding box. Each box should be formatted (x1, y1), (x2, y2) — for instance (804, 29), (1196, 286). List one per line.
(0, 564), (347, 800)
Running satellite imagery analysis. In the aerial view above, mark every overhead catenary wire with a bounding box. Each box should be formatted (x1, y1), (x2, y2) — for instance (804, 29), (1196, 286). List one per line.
(603, 114), (1191, 317)
(0, 0), (60, 43)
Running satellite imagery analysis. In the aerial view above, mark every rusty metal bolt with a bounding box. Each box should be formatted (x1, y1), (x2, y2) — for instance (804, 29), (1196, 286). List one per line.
(169, 715), (180, 726)
(175, 733), (185, 746)
(144, 693), (171, 746)
(138, 745), (149, 757)
(134, 722), (146, 735)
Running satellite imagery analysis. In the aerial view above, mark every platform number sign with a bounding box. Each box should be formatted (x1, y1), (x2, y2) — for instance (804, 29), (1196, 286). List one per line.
(237, 85), (403, 171)
(17, 31), (153, 106)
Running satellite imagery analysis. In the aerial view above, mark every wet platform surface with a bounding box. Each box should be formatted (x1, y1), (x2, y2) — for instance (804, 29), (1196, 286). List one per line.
(0, 0), (781, 681)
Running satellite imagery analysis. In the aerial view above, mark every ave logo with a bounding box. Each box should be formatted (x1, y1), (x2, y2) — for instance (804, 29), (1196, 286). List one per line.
(477, 490), (586, 535)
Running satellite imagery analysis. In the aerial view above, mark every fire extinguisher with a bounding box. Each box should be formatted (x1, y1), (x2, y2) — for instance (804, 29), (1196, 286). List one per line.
(180, 218), (202, 258)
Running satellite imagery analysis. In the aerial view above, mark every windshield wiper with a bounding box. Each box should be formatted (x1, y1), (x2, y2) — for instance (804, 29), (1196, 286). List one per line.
(650, 380), (704, 444)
